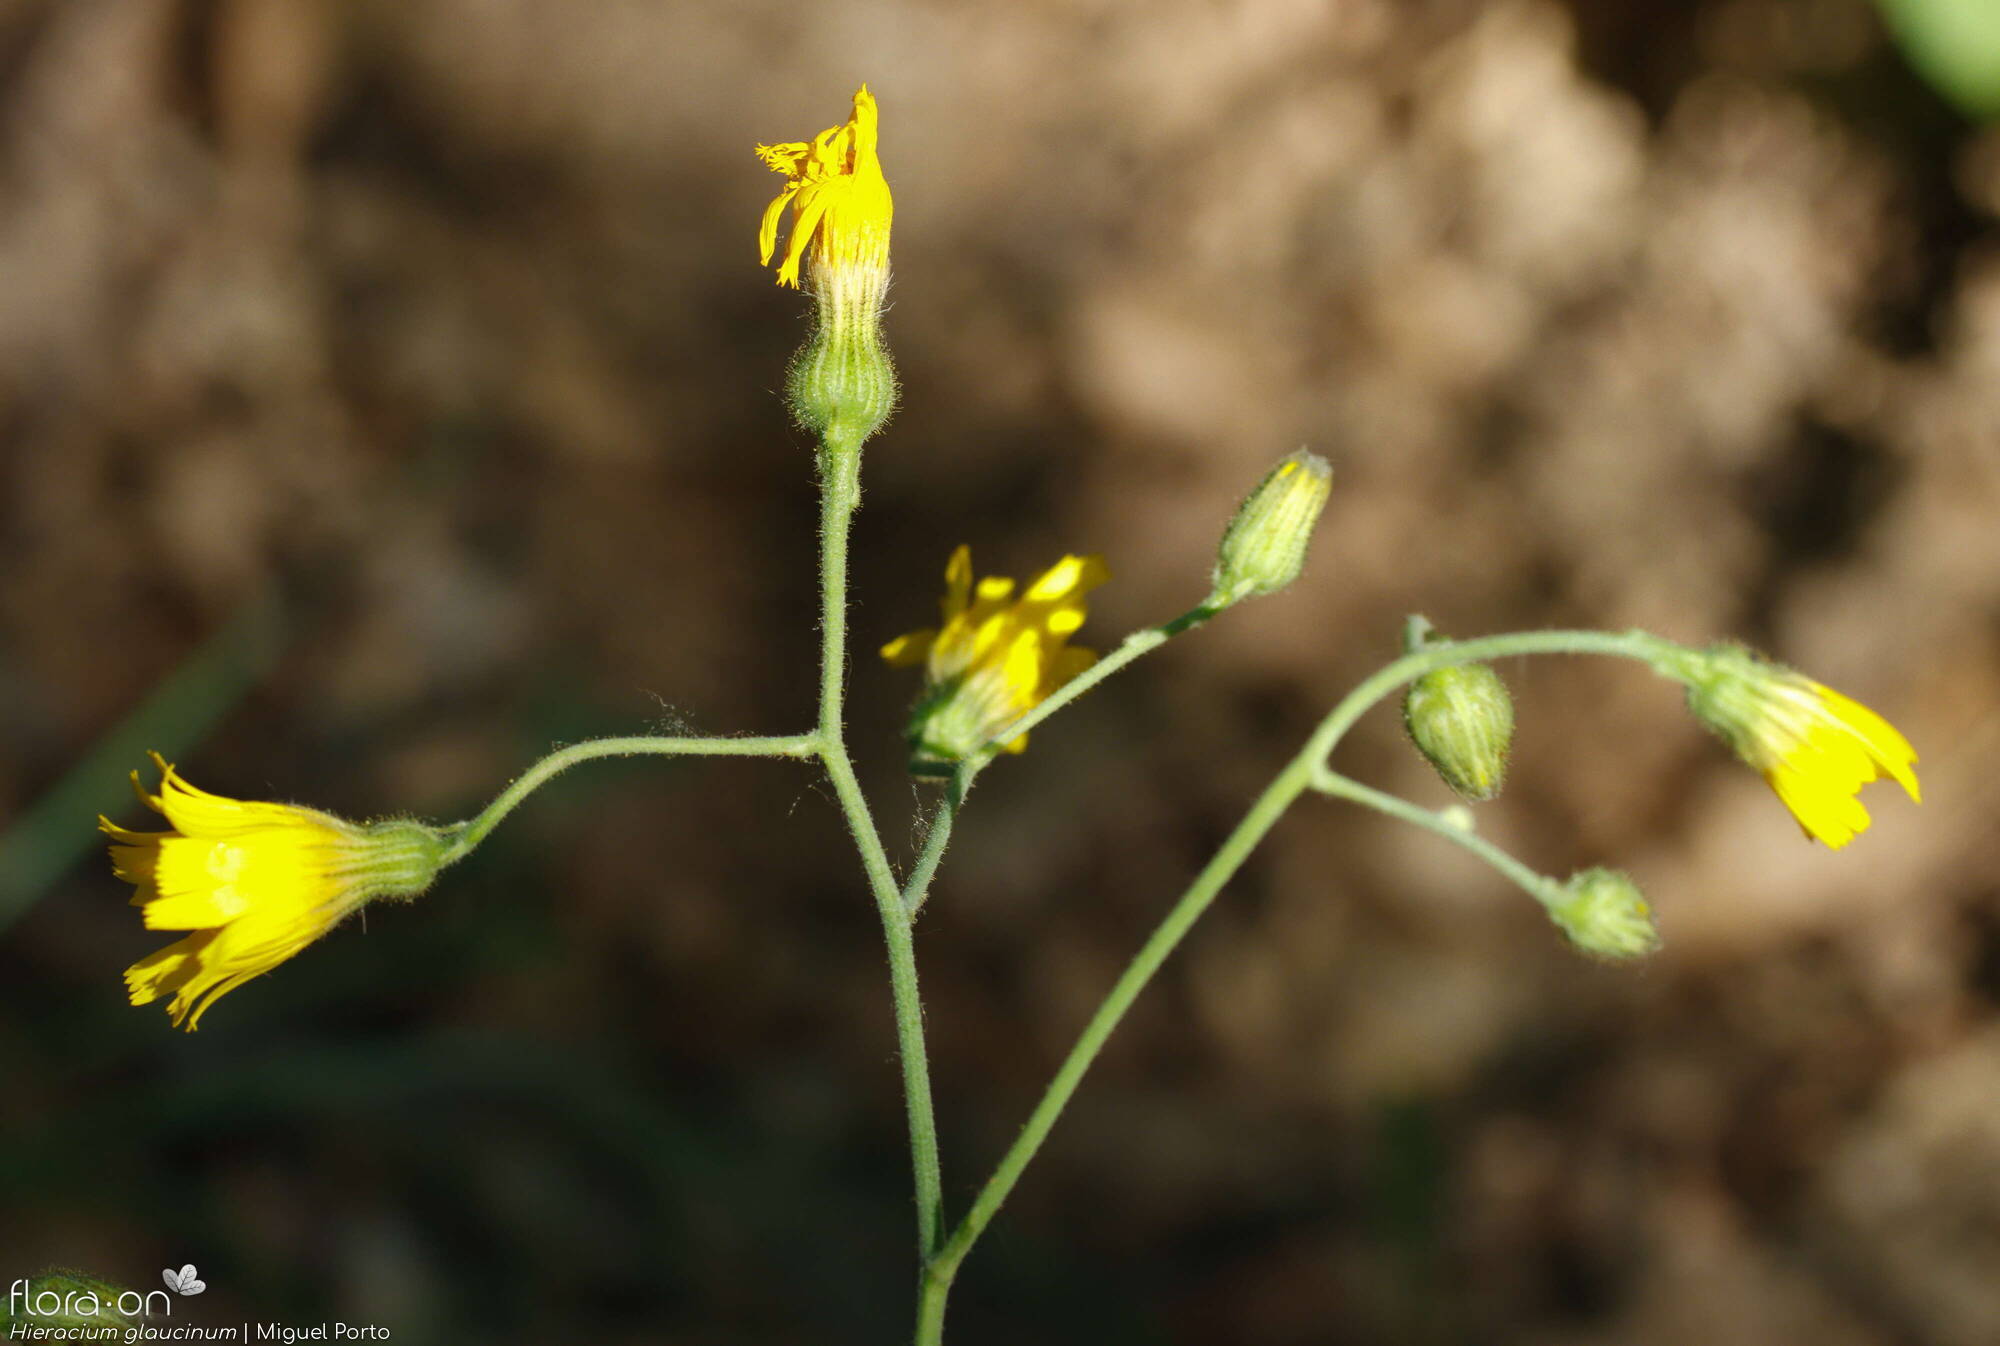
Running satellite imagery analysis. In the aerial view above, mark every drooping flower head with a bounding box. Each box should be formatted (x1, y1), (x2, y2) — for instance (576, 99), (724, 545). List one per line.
(107, 754), (443, 1030)
(1667, 645), (1920, 849)
(756, 84), (892, 291)
(882, 546), (1110, 767)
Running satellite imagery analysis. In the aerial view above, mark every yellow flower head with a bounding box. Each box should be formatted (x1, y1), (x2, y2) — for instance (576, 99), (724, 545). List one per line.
(882, 545), (1110, 767)
(756, 84), (893, 289)
(1675, 646), (1920, 849)
(106, 754), (443, 1030)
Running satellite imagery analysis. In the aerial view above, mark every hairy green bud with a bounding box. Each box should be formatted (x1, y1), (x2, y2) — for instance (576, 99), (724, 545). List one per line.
(1211, 449), (1332, 604)
(1403, 662), (1515, 800)
(1548, 868), (1660, 960)
(788, 266), (897, 447)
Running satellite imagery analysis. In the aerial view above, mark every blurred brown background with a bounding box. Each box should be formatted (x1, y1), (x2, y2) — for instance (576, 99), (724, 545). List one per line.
(1, 0), (1997, 1342)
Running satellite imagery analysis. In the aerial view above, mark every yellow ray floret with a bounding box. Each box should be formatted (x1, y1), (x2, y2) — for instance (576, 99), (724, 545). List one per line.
(1678, 648), (1919, 849)
(756, 84), (892, 288)
(882, 545), (1109, 765)
(106, 754), (442, 1030)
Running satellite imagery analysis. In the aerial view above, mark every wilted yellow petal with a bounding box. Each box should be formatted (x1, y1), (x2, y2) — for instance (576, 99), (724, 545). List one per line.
(754, 86), (893, 289)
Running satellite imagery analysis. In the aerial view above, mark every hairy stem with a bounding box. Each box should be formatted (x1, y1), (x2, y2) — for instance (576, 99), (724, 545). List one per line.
(816, 440), (947, 1262)
(968, 602), (1221, 771)
(906, 600), (1223, 919)
(902, 763), (973, 917)
(1311, 768), (1554, 905)
(439, 734), (816, 865)
(916, 741), (1318, 1341)
(914, 625), (1681, 1338)
(1301, 627), (1679, 763)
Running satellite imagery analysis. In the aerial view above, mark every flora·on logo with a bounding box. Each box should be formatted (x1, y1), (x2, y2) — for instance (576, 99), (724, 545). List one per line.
(7, 1273), (172, 1321)
(161, 1263), (207, 1295)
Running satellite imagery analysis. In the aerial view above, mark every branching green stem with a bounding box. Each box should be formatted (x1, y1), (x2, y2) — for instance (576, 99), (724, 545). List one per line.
(912, 624), (1680, 1341)
(897, 599), (1225, 928)
(901, 601), (1224, 918)
(439, 733), (816, 866)
(914, 738), (1317, 1342)
(815, 439), (947, 1262)
(903, 601), (1227, 923)
(1299, 628), (1678, 762)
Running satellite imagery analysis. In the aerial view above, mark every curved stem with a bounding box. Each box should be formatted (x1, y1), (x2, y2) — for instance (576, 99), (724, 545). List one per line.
(1300, 627), (1678, 765)
(1310, 768), (1555, 907)
(439, 734), (816, 866)
(916, 741), (1319, 1340)
(914, 624), (1683, 1338)
(816, 440), (947, 1262)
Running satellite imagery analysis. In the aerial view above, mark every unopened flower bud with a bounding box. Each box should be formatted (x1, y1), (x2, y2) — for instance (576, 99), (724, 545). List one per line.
(1403, 662), (1514, 800)
(1210, 449), (1332, 604)
(1548, 868), (1660, 960)
(788, 297), (897, 447)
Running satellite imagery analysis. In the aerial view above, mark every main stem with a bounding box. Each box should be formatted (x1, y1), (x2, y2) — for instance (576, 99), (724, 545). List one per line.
(814, 442), (947, 1261)
(913, 624), (1681, 1340)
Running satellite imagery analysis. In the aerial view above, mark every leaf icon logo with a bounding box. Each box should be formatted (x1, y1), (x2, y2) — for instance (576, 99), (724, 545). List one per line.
(162, 1264), (206, 1295)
